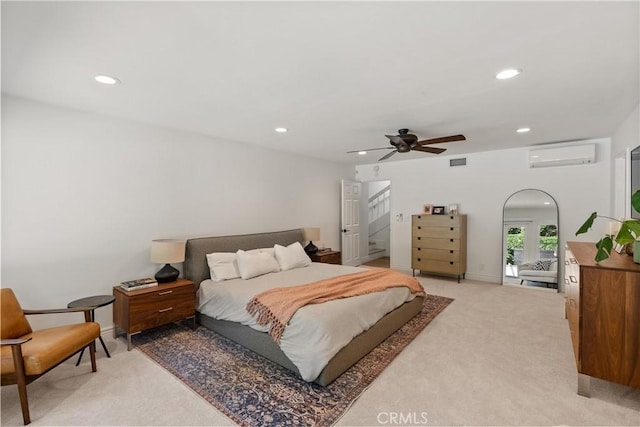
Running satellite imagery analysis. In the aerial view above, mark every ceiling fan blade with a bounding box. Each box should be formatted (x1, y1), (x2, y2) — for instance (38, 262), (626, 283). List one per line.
(413, 146), (447, 155)
(417, 134), (466, 145)
(379, 150), (398, 161)
(346, 147), (395, 154)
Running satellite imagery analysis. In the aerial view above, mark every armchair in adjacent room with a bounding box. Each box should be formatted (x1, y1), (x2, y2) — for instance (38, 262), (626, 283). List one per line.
(0, 288), (101, 425)
(517, 259), (558, 287)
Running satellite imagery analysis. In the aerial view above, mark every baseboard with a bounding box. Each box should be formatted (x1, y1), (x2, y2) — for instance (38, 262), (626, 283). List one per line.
(101, 325), (115, 338)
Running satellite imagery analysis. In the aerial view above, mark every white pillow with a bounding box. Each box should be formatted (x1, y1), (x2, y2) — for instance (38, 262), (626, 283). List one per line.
(274, 242), (312, 271)
(236, 249), (280, 279)
(206, 252), (240, 282)
(259, 247), (275, 257)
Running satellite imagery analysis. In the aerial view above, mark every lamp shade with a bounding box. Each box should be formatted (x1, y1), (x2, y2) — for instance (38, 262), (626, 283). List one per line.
(303, 227), (320, 242)
(150, 239), (186, 264)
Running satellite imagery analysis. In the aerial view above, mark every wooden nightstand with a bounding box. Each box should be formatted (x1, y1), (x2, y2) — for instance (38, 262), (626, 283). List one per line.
(309, 250), (341, 265)
(113, 279), (196, 350)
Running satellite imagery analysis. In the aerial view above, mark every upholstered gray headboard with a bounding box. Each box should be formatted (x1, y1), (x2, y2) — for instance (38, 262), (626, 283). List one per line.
(184, 229), (305, 287)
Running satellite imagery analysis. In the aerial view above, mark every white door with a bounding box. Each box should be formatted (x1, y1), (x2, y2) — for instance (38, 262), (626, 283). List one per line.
(341, 179), (362, 266)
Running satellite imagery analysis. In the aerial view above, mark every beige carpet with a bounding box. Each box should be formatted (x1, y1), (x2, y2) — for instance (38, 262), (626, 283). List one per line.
(2, 276), (639, 426)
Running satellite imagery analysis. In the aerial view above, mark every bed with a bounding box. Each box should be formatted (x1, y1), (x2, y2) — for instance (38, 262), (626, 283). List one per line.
(184, 228), (425, 386)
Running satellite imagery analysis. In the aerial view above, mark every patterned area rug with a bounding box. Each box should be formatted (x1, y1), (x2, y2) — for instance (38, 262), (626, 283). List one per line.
(133, 294), (453, 426)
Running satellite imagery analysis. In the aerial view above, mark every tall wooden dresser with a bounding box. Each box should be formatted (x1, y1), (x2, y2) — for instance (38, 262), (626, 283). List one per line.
(411, 214), (467, 282)
(565, 241), (640, 396)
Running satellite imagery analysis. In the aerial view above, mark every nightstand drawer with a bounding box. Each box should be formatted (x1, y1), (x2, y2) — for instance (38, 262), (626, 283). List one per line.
(129, 299), (195, 333)
(128, 286), (194, 312)
(310, 251), (341, 265)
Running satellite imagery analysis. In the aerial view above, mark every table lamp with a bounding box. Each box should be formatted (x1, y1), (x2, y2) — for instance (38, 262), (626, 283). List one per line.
(303, 227), (320, 255)
(150, 239), (186, 283)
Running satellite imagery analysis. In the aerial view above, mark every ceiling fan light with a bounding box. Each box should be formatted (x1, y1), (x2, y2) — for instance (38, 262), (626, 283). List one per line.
(496, 68), (521, 80)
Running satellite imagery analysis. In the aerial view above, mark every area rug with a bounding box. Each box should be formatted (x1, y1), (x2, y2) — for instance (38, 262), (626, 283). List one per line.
(133, 294), (453, 426)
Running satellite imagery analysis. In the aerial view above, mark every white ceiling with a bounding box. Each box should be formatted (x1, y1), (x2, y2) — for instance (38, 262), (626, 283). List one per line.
(2, 1), (638, 164)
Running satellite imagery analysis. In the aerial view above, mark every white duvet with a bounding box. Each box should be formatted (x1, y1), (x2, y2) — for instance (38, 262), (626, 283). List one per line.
(197, 263), (417, 381)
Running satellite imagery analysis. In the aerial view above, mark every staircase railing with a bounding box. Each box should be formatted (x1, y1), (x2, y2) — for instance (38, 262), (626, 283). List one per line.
(369, 185), (390, 223)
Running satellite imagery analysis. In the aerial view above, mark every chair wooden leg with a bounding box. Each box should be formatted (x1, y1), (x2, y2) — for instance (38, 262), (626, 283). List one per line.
(11, 344), (31, 425)
(89, 341), (97, 373)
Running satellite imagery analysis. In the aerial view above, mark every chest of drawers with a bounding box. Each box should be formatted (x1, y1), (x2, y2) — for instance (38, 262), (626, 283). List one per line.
(565, 242), (640, 396)
(411, 214), (467, 282)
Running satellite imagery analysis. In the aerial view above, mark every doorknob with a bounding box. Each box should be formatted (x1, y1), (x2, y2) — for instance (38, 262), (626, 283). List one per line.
(342, 229), (348, 233)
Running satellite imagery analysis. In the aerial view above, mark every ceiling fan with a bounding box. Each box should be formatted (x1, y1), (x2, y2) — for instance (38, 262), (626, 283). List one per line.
(348, 129), (466, 161)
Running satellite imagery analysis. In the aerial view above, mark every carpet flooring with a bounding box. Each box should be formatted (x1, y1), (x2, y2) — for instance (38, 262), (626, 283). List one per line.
(132, 294), (453, 427)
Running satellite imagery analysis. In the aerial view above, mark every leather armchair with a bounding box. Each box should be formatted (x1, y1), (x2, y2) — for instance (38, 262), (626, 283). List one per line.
(1, 288), (101, 425)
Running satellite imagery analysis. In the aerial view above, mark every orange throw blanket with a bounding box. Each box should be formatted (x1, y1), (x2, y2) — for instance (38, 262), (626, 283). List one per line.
(246, 269), (425, 343)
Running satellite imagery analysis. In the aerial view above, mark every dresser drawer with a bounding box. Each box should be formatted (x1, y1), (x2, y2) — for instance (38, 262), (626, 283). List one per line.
(412, 236), (461, 250)
(412, 248), (460, 262)
(412, 214), (462, 227)
(413, 225), (463, 238)
(416, 259), (464, 275)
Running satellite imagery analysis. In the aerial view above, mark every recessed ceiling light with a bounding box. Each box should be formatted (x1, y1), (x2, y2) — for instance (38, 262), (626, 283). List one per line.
(94, 75), (120, 85)
(275, 127), (288, 133)
(496, 68), (521, 80)
(516, 127), (531, 133)
(543, 202), (551, 205)
(358, 151), (367, 155)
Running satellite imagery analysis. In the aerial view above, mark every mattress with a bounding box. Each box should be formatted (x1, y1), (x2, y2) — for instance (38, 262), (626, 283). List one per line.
(197, 262), (418, 381)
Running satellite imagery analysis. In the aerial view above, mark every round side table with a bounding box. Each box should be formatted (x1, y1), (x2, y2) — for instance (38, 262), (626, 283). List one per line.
(67, 295), (115, 365)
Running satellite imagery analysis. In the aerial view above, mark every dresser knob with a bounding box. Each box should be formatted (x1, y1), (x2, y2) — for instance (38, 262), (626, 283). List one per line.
(450, 261), (454, 265)
(450, 250), (454, 254)
(418, 226), (421, 230)
(450, 239), (453, 242)
(417, 258), (421, 262)
(418, 237), (421, 240)
(450, 227), (454, 231)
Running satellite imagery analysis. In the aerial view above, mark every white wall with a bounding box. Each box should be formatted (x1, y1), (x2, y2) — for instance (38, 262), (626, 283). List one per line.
(356, 139), (611, 283)
(611, 103), (639, 218)
(612, 104), (639, 157)
(2, 96), (351, 329)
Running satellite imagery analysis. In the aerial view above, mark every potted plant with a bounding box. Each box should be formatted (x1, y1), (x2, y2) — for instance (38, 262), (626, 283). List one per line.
(576, 190), (640, 262)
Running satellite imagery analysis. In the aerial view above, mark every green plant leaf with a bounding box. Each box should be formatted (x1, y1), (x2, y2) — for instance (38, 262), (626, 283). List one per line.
(595, 236), (613, 263)
(632, 190), (640, 215)
(576, 212), (598, 236)
(616, 224), (636, 245)
(624, 219), (640, 239)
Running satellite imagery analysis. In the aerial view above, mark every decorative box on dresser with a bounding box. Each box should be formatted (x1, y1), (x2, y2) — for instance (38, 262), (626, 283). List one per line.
(113, 279), (196, 350)
(565, 242), (640, 396)
(411, 214), (467, 283)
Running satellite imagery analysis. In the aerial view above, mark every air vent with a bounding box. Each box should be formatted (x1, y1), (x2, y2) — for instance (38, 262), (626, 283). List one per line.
(450, 158), (467, 167)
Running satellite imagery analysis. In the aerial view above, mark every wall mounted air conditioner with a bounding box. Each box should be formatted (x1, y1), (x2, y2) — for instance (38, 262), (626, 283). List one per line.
(529, 144), (595, 168)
